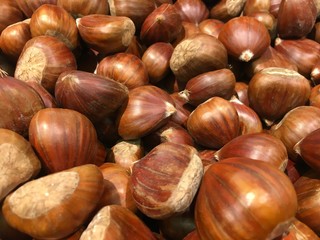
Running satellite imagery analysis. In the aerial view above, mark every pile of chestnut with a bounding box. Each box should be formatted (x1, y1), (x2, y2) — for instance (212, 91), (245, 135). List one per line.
(0, 0), (320, 239)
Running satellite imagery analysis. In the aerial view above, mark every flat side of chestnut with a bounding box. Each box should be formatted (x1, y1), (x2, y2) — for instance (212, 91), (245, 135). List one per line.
(2, 164), (104, 239)
(0, 128), (41, 201)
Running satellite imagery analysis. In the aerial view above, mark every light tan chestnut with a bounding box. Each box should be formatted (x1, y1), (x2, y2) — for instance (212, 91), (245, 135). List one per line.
(30, 4), (79, 50)
(248, 67), (311, 125)
(77, 14), (135, 55)
(14, 35), (77, 94)
(131, 142), (203, 219)
(170, 33), (228, 85)
(2, 164), (104, 240)
(117, 85), (176, 140)
(0, 128), (41, 202)
(80, 205), (157, 240)
(214, 132), (288, 171)
(187, 96), (240, 149)
(218, 16), (271, 62)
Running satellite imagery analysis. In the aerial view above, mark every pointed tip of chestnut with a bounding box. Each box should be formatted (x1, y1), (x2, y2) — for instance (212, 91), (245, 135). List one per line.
(239, 49), (254, 62)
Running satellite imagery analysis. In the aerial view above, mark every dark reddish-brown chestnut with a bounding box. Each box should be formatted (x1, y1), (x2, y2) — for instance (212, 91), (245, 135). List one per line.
(55, 70), (129, 124)
(140, 3), (182, 46)
(218, 16), (271, 62)
(195, 157), (298, 240)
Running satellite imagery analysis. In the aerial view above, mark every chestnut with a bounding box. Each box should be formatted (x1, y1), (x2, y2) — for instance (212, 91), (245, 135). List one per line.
(131, 142), (203, 219)
(15, 0), (57, 18)
(30, 4), (79, 50)
(195, 157), (298, 240)
(2, 164), (104, 240)
(55, 70), (129, 124)
(170, 33), (228, 85)
(117, 85), (176, 140)
(218, 16), (271, 62)
(14, 35), (77, 94)
(80, 205), (157, 240)
(210, 0), (246, 22)
(0, 76), (45, 137)
(57, 0), (109, 18)
(28, 108), (102, 173)
(187, 96), (240, 149)
(173, 0), (209, 24)
(77, 14), (136, 55)
(0, 0), (24, 34)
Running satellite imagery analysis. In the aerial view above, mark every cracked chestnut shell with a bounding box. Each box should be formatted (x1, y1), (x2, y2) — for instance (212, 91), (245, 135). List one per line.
(218, 16), (270, 62)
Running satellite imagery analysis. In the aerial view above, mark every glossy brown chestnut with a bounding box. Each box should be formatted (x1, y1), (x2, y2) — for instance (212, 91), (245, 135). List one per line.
(96, 52), (149, 89)
(277, 0), (317, 39)
(28, 108), (101, 173)
(142, 42), (174, 83)
(0, 76), (45, 137)
(294, 128), (320, 173)
(80, 205), (157, 240)
(274, 38), (320, 78)
(57, 0), (109, 18)
(294, 171), (320, 235)
(77, 14), (136, 55)
(243, 0), (271, 15)
(218, 16), (271, 62)
(170, 33), (228, 85)
(0, 128), (41, 201)
(117, 85), (176, 140)
(2, 164), (104, 239)
(131, 142), (203, 219)
(179, 68), (236, 106)
(140, 3), (182, 46)
(195, 157), (298, 240)
(187, 96), (240, 149)
(271, 106), (320, 161)
(108, 0), (156, 29)
(0, 21), (31, 62)
(173, 0), (209, 24)
(210, 0), (246, 22)
(14, 35), (77, 94)
(215, 132), (288, 171)
(309, 84), (320, 108)
(30, 4), (78, 50)
(15, 0), (57, 18)
(55, 70), (129, 124)
(248, 67), (311, 125)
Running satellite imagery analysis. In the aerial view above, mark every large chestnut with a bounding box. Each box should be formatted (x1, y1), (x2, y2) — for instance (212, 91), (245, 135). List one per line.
(28, 108), (102, 173)
(195, 157), (298, 240)
(2, 164), (104, 240)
